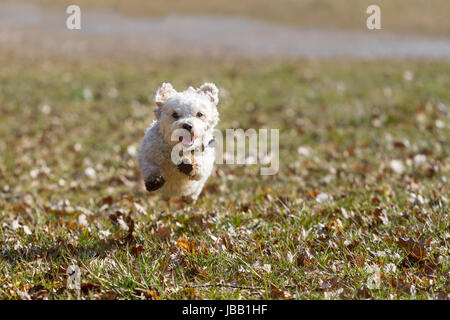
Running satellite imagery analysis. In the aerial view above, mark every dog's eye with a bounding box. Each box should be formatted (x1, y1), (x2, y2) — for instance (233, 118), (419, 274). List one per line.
(196, 112), (204, 118)
(172, 112), (179, 119)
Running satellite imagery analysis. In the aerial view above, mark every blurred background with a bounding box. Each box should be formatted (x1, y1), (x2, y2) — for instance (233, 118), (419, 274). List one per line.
(1, 0), (450, 59)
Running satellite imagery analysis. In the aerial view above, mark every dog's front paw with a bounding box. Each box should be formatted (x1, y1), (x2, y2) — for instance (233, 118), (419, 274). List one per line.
(145, 175), (165, 192)
(177, 160), (200, 179)
(177, 160), (194, 176)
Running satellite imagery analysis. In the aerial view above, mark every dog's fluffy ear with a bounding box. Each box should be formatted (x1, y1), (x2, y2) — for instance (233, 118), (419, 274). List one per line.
(154, 83), (176, 119)
(198, 83), (219, 105)
(155, 82), (176, 107)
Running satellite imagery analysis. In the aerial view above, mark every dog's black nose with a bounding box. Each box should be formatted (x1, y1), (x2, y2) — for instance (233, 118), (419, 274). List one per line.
(182, 123), (193, 132)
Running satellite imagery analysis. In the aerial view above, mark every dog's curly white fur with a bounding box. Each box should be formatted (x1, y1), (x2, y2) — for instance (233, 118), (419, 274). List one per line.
(137, 82), (219, 201)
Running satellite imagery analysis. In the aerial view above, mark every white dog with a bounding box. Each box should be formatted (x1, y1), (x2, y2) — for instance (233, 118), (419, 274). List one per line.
(137, 82), (219, 202)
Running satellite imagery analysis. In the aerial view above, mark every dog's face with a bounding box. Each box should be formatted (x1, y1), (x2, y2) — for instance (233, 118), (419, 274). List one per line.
(153, 82), (219, 147)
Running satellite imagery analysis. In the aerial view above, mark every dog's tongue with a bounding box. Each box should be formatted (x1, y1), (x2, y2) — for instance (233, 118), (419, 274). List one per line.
(181, 134), (195, 145)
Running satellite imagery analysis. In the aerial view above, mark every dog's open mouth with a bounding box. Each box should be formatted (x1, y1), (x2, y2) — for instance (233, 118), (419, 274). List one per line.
(179, 133), (195, 147)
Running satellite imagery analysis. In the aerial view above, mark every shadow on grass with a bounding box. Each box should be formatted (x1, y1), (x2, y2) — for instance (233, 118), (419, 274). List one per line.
(0, 238), (134, 266)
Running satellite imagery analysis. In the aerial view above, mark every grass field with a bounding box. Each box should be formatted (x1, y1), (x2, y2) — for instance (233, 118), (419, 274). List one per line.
(27, 0), (450, 35)
(0, 54), (448, 299)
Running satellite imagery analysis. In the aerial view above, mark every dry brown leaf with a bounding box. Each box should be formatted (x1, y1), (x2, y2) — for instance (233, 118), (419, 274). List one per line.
(100, 290), (118, 300)
(154, 226), (171, 239)
(131, 245), (144, 257)
(397, 238), (428, 261)
(177, 236), (196, 254)
(81, 282), (101, 294)
(270, 284), (290, 299)
(355, 287), (372, 299)
(29, 285), (48, 300)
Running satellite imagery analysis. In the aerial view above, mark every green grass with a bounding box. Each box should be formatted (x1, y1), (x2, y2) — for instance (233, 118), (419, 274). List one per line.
(0, 55), (449, 299)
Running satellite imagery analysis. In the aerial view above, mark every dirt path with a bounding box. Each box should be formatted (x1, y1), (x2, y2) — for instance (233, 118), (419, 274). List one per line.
(1, 2), (449, 59)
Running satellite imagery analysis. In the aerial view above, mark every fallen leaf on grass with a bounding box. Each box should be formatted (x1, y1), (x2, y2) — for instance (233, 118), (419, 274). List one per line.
(100, 290), (118, 300)
(109, 211), (135, 241)
(397, 238), (429, 261)
(393, 141), (408, 149)
(220, 235), (234, 252)
(177, 236), (196, 254)
(117, 217), (130, 231)
(306, 190), (320, 199)
(44, 200), (76, 216)
(133, 202), (147, 215)
(81, 282), (101, 294)
(388, 278), (412, 294)
(101, 196), (115, 205)
(370, 197), (381, 205)
(390, 160), (405, 174)
(319, 276), (345, 291)
(134, 288), (161, 300)
(296, 252), (314, 267)
(78, 214), (88, 227)
(345, 253), (365, 267)
(189, 214), (213, 230)
(355, 287), (372, 299)
(154, 226), (171, 239)
(180, 288), (199, 299)
(131, 245), (144, 257)
(436, 291), (449, 300)
(29, 285), (48, 300)
(270, 285), (291, 300)
(345, 240), (360, 251)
